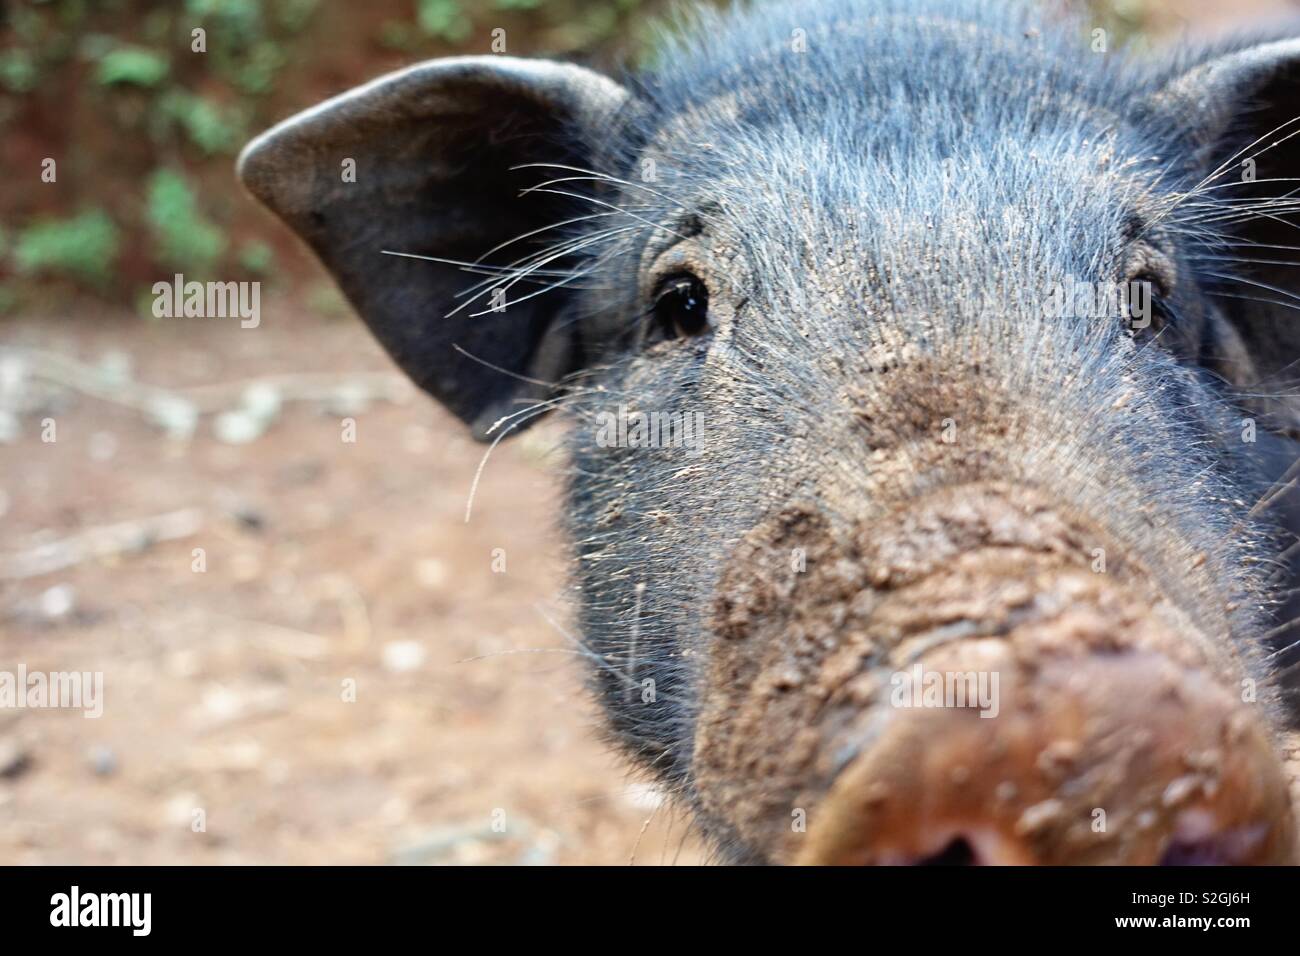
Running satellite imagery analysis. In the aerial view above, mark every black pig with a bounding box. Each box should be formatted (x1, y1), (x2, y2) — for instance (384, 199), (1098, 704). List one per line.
(239, 0), (1300, 864)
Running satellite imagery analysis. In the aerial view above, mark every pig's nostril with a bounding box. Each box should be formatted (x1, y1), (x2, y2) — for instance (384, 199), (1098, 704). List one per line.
(1157, 819), (1273, 866)
(1158, 839), (1228, 867)
(913, 836), (978, 866)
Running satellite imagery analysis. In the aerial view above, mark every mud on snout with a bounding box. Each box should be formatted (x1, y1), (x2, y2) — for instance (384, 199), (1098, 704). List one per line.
(692, 484), (1298, 865)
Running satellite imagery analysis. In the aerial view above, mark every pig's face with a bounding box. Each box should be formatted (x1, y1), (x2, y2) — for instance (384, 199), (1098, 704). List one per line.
(240, 0), (1300, 863)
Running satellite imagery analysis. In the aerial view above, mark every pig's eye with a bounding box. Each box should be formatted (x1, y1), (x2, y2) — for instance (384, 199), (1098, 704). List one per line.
(1149, 293), (1175, 332)
(1127, 271), (1174, 337)
(652, 273), (711, 340)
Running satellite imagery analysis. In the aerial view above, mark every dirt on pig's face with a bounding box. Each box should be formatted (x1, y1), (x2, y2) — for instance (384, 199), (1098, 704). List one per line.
(559, 6), (1300, 864)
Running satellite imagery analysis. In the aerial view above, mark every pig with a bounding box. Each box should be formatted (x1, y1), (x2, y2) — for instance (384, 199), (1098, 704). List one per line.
(238, 0), (1300, 863)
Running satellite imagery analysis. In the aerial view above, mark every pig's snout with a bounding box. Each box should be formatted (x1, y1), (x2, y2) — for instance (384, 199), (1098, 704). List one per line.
(797, 644), (1296, 865)
(697, 484), (1298, 865)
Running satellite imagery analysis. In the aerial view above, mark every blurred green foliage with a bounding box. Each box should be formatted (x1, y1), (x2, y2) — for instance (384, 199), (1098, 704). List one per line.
(157, 90), (244, 154)
(0, 0), (670, 305)
(14, 210), (120, 284)
(96, 46), (170, 86)
(238, 239), (275, 275)
(416, 0), (474, 43)
(145, 168), (227, 273)
(0, 50), (40, 93)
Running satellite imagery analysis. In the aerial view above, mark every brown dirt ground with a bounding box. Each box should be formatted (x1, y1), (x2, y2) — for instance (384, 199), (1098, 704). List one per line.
(0, 302), (704, 865)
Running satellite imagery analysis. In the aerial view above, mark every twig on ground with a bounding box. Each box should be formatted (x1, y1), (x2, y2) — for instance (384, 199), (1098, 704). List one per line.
(0, 508), (204, 580)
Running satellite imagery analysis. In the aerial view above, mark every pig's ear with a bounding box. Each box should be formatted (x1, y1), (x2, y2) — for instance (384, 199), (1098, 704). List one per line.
(1141, 36), (1300, 421)
(237, 57), (629, 439)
